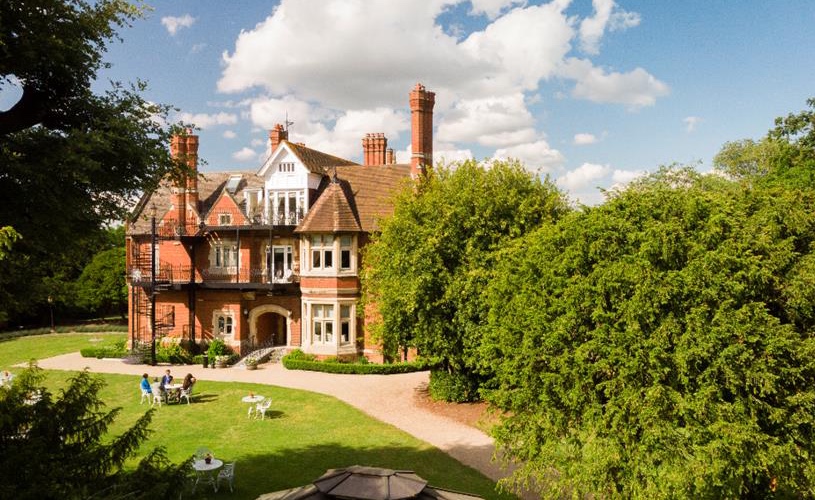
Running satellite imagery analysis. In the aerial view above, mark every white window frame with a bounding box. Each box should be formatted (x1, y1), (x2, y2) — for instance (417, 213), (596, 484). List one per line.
(213, 241), (238, 269)
(267, 245), (293, 281)
(340, 304), (352, 345)
(219, 213), (232, 225)
(310, 234), (334, 271)
(312, 304), (334, 345)
(270, 189), (305, 224)
(339, 235), (354, 271)
(213, 311), (235, 339)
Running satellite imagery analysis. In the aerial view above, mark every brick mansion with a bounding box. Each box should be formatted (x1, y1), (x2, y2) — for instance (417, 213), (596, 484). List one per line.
(125, 84), (435, 361)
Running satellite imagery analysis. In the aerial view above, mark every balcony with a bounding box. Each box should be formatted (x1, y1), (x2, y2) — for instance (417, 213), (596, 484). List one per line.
(128, 264), (298, 289)
(208, 209), (304, 228)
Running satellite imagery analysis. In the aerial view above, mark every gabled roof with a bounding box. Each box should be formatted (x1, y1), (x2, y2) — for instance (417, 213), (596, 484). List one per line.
(296, 180), (361, 233)
(128, 171), (262, 234)
(259, 141), (359, 176)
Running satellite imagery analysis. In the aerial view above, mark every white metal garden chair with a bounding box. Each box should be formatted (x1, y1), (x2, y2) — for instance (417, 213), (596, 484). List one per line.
(255, 399), (272, 420)
(150, 382), (163, 407)
(179, 382), (195, 404)
(217, 462), (236, 492)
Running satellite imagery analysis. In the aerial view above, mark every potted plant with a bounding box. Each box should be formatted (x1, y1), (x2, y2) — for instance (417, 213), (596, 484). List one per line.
(207, 339), (231, 368)
(245, 356), (259, 370)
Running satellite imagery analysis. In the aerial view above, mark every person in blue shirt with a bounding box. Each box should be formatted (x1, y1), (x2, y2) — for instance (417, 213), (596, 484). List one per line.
(140, 373), (152, 394)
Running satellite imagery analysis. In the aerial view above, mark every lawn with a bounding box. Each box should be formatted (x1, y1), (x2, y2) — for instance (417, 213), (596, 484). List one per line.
(2, 333), (516, 500)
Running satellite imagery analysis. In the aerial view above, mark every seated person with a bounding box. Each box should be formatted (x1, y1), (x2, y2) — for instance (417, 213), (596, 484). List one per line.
(140, 373), (152, 394)
(1, 370), (13, 387)
(173, 373), (196, 400)
(159, 369), (173, 399)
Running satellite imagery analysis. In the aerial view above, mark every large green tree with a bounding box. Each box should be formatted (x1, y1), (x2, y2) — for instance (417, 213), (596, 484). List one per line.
(0, 364), (189, 499)
(362, 159), (569, 398)
(75, 246), (127, 319)
(481, 167), (815, 498)
(0, 0), (186, 326)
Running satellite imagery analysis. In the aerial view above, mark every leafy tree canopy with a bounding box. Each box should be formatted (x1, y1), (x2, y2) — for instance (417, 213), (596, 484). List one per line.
(482, 167), (815, 498)
(715, 98), (815, 187)
(0, 0), (188, 326)
(0, 364), (188, 499)
(362, 159), (569, 383)
(74, 246), (127, 318)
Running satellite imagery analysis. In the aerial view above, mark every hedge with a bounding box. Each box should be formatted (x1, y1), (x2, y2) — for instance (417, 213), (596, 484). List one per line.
(282, 354), (429, 375)
(80, 346), (128, 359)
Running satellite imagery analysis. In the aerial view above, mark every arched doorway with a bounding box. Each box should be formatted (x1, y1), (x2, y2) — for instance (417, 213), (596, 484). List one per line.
(248, 304), (291, 348)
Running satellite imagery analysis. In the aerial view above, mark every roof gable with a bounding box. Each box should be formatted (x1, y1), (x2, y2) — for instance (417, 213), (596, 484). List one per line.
(296, 180), (361, 233)
(259, 141), (358, 177)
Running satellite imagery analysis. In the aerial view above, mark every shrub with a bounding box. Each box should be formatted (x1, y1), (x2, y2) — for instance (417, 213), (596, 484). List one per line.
(206, 338), (230, 358)
(428, 370), (480, 403)
(79, 345), (128, 359)
(282, 352), (429, 375)
(156, 343), (193, 364)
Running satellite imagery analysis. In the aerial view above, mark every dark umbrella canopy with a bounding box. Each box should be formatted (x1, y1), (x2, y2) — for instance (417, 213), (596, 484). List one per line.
(256, 465), (485, 500)
(313, 466), (427, 500)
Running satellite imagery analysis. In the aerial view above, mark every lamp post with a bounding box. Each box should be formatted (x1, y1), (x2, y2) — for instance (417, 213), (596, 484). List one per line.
(47, 295), (55, 332)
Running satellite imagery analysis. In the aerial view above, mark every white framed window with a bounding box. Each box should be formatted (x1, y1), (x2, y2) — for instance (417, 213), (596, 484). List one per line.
(312, 304), (334, 344)
(278, 162), (295, 173)
(214, 243), (238, 268)
(266, 245), (293, 281)
(340, 235), (353, 270)
(271, 190), (305, 224)
(311, 234), (334, 270)
(340, 305), (352, 344)
(213, 312), (234, 338)
(219, 213), (232, 225)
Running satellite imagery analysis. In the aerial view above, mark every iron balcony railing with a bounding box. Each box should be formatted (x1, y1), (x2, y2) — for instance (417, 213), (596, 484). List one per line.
(128, 264), (297, 285)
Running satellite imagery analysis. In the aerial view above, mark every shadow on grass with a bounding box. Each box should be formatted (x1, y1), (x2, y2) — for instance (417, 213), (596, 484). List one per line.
(182, 442), (520, 500)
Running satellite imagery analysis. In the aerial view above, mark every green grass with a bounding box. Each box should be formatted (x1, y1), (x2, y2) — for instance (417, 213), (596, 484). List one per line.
(0, 332), (126, 367)
(3, 334), (516, 500)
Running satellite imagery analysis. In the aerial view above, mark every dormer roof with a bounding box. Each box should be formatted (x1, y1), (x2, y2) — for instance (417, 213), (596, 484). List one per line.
(258, 140), (358, 177)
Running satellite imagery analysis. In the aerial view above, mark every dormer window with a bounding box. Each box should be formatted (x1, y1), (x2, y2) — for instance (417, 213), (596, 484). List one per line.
(219, 213), (232, 225)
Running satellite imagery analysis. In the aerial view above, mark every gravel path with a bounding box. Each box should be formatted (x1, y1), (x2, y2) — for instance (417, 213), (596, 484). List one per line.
(35, 353), (517, 490)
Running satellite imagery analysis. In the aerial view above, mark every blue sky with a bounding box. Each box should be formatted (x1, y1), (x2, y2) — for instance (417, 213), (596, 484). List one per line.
(61, 1), (815, 203)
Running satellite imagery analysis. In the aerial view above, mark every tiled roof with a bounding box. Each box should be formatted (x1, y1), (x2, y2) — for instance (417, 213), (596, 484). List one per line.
(296, 181), (361, 233)
(285, 141), (359, 173)
(127, 159), (411, 235)
(328, 164), (412, 232)
(128, 171), (262, 233)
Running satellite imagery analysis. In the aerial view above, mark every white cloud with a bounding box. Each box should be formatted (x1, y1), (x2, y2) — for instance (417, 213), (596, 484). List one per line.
(611, 168), (647, 185)
(468, 0), (527, 20)
(223, 130), (237, 139)
(493, 139), (564, 173)
(437, 94), (535, 146)
(161, 14), (195, 36)
(562, 58), (669, 109)
(213, 0), (666, 171)
(175, 111), (238, 129)
(232, 147), (258, 162)
(683, 116), (702, 133)
(191, 43), (207, 54)
(556, 162), (611, 190)
(573, 132), (598, 145)
(579, 0), (641, 55)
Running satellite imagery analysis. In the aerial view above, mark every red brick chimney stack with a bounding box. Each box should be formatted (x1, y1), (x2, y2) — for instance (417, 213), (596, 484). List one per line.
(386, 148), (394, 165)
(269, 124), (288, 153)
(362, 133), (388, 166)
(184, 131), (199, 211)
(170, 133), (188, 229)
(409, 83), (435, 178)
